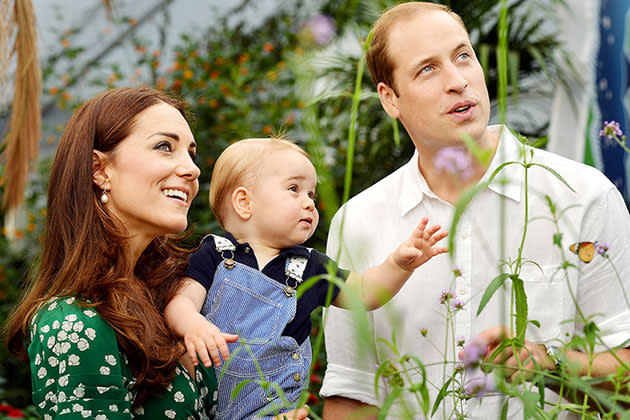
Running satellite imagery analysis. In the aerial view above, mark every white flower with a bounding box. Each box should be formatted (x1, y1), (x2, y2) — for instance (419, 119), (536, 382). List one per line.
(57, 330), (68, 341)
(60, 409), (70, 415)
(77, 338), (90, 351)
(48, 356), (59, 367)
(100, 366), (111, 375)
(48, 301), (57, 311)
(34, 353), (42, 366)
(166, 383), (173, 392)
(37, 367), (47, 379)
(62, 321), (73, 331)
(47, 336), (56, 349)
(40, 325), (50, 333)
(98, 386), (111, 394)
(45, 391), (56, 403)
(45, 378), (55, 387)
(174, 391), (185, 402)
(165, 409), (176, 419)
(64, 314), (77, 322)
(52, 320), (60, 329)
(44, 414), (52, 420)
(81, 409), (91, 418)
(58, 342), (71, 354)
(95, 415), (107, 420)
(85, 328), (96, 340)
(69, 332), (80, 343)
(39, 401), (46, 409)
(59, 360), (67, 374)
(68, 354), (80, 366)
(104, 355), (117, 365)
(134, 407), (145, 415)
(58, 391), (67, 402)
(73, 321), (84, 332)
(109, 405), (118, 412)
(73, 386), (85, 398)
(83, 310), (96, 318)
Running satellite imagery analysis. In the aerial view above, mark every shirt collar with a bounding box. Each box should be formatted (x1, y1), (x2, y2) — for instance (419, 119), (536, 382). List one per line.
(399, 124), (523, 217)
(223, 232), (310, 258)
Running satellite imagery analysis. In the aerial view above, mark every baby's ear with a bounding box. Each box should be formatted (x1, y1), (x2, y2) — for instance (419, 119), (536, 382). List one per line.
(231, 187), (252, 220)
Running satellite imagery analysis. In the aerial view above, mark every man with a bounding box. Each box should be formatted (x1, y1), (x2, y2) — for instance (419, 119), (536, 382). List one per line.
(320, 2), (630, 419)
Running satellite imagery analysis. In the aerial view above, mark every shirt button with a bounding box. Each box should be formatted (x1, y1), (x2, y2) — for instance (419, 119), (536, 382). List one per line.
(244, 247), (250, 253)
(293, 373), (301, 382)
(292, 352), (300, 360)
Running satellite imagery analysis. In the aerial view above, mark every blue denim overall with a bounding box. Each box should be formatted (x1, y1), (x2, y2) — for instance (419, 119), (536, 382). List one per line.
(201, 235), (312, 420)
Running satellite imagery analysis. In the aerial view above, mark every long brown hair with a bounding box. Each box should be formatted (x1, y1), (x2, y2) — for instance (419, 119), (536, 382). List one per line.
(6, 87), (193, 405)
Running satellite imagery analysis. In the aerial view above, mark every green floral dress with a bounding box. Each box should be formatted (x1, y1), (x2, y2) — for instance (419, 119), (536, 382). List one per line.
(28, 297), (218, 419)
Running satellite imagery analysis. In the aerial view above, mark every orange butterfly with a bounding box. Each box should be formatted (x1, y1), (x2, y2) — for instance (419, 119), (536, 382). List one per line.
(569, 242), (595, 263)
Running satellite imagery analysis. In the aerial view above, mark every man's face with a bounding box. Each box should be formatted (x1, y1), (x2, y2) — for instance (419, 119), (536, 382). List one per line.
(379, 10), (491, 150)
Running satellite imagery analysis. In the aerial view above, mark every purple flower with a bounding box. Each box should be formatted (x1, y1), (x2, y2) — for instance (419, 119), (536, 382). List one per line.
(460, 338), (488, 368)
(434, 147), (473, 180)
(439, 289), (455, 305)
(456, 336), (466, 347)
(451, 299), (465, 312)
(594, 241), (610, 255)
(463, 373), (496, 398)
(301, 15), (335, 46)
(599, 121), (623, 139)
(452, 265), (463, 277)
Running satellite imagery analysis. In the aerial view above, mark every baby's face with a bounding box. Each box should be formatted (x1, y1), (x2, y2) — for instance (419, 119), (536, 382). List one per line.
(247, 149), (319, 248)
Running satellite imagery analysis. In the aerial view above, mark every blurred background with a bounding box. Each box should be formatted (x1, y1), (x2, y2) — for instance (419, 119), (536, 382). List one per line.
(0, 0), (628, 417)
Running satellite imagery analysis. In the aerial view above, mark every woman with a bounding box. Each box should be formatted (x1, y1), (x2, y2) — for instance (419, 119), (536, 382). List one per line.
(6, 87), (308, 419)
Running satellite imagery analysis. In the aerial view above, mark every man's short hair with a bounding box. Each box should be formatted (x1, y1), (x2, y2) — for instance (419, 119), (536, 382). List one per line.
(366, 2), (466, 94)
(209, 138), (310, 228)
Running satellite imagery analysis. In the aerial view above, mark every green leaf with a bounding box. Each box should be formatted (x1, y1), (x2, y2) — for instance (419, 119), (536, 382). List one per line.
(431, 377), (453, 417)
(529, 163), (575, 192)
(378, 386), (403, 420)
(522, 391), (540, 419)
(500, 397), (509, 420)
(513, 276), (528, 341)
(477, 273), (510, 316)
(552, 233), (563, 247)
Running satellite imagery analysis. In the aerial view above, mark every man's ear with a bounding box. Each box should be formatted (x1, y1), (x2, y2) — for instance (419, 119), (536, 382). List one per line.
(377, 82), (401, 119)
(231, 187), (252, 220)
(92, 150), (109, 188)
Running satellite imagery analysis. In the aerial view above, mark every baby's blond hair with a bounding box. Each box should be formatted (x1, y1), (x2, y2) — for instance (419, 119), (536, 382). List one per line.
(209, 138), (310, 228)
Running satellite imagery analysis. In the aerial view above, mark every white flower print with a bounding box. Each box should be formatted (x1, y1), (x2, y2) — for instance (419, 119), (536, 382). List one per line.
(77, 338), (90, 351)
(52, 320), (60, 329)
(174, 391), (185, 402)
(196, 370), (203, 381)
(73, 321), (84, 332)
(104, 355), (117, 366)
(48, 301), (57, 311)
(38, 401), (46, 409)
(62, 320), (73, 331)
(166, 383), (173, 392)
(73, 386), (85, 398)
(45, 378), (55, 387)
(48, 356), (59, 367)
(64, 297), (75, 304)
(64, 313), (77, 322)
(212, 389), (217, 401)
(83, 309), (96, 318)
(59, 360), (67, 374)
(37, 367), (47, 379)
(81, 409), (91, 418)
(58, 391), (67, 402)
(109, 404), (118, 412)
(45, 391), (57, 403)
(164, 409), (176, 419)
(189, 381), (195, 392)
(68, 354), (80, 366)
(40, 324), (50, 333)
(44, 414), (52, 420)
(46, 336), (56, 349)
(100, 366), (111, 375)
(34, 353), (42, 366)
(85, 328), (96, 340)
(95, 415), (107, 420)
(68, 332), (79, 343)
(57, 342), (71, 355)
(60, 409), (70, 415)
(200, 386), (208, 397)
(57, 330), (68, 341)
(98, 386), (112, 394)
(134, 406), (145, 415)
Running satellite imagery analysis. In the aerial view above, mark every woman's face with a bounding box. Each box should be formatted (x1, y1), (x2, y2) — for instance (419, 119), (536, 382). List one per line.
(101, 102), (200, 243)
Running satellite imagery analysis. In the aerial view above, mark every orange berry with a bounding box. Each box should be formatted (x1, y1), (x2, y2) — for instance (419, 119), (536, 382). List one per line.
(263, 42), (273, 52)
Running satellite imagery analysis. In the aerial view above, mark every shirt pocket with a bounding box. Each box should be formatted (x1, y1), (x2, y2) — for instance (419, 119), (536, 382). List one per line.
(206, 277), (284, 345)
(517, 264), (565, 343)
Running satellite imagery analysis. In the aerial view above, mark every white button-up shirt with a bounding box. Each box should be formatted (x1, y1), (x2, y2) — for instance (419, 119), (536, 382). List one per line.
(321, 125), (630, 419)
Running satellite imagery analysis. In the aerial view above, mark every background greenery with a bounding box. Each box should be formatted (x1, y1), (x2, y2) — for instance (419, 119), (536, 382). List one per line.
(0, 0), (567, 416)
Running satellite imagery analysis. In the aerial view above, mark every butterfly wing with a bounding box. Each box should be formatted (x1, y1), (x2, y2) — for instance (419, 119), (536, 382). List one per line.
(577, 242), (595, 263)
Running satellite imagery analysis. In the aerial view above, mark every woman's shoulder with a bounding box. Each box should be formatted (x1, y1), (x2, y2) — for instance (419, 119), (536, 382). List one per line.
(30, 296), (115, 346)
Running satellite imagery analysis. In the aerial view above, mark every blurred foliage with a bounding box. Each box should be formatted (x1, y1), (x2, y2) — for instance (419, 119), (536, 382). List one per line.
(0, 0), (567, 415)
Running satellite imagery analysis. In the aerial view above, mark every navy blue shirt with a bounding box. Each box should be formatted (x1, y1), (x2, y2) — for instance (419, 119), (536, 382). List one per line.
(186, 233), (346, 345)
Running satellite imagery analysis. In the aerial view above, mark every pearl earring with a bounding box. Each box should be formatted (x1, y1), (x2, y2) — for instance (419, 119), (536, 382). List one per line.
(100, 180), (110, 204)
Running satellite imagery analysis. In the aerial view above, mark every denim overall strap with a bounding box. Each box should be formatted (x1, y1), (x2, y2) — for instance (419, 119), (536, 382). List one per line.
(202, 236), (312, 420)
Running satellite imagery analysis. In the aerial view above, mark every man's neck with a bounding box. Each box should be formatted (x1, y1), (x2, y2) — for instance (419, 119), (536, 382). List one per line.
(416, 126), (501, 205)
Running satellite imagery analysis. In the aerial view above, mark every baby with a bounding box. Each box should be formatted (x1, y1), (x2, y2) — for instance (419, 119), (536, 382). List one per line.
(165, 138), (448, 419)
